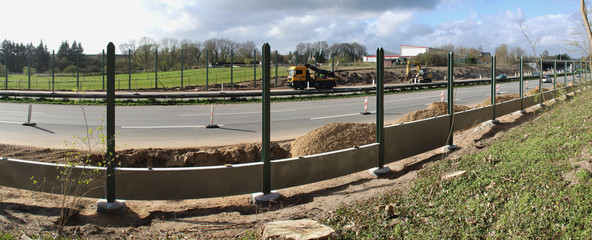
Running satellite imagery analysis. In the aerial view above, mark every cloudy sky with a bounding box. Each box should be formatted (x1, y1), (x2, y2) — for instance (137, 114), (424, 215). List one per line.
(0, 0), (585, 57)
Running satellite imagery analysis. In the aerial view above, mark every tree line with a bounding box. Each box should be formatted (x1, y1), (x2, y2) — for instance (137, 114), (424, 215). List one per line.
(0, 40), (103, 75)
(415, 44), (572, 66)
(119, 37), (368, 72)
(0, 38), (368, 75)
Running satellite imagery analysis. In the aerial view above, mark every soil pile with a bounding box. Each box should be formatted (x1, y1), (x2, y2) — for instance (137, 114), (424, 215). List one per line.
(116, 143), (290, 167)
(0, 143), (291, 168)
(475, 94), (519, 108)
(392, 102), (471, 124)
(290, 122), (375, 157)
(526, 87), (551, 96)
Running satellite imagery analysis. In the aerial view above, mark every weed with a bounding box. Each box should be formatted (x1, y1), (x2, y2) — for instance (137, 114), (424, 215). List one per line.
(326, 86), (592, 238)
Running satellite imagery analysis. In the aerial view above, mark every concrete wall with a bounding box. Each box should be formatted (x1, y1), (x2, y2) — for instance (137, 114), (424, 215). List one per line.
(0, 86), (582, 200)
(385, 115), (450, 163)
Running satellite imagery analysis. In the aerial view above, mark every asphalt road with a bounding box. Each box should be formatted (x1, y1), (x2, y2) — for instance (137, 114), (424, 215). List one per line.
(0, 79), (569, 149)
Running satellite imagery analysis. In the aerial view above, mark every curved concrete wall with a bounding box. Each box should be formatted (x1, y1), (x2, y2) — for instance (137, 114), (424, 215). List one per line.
(0, 87), (578, 200)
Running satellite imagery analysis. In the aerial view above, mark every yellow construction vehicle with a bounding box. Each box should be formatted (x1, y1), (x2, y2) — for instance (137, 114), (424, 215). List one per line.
(405, 60), (432, 83)
(287, 64), (338, 90)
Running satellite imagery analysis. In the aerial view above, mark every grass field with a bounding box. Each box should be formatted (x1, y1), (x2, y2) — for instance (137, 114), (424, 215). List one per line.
(324, 86), (592, 238)
(0, 66), (293, 91)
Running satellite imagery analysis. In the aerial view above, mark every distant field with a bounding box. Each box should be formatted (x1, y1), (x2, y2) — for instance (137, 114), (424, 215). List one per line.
(0, 66), (293, 91)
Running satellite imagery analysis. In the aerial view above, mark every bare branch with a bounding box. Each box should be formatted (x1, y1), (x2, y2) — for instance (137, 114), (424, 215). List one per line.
(580, 0), (592, 69)
(519, 17), (540, 70)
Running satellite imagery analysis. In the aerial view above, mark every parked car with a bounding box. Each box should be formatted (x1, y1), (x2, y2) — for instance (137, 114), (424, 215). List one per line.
(542, 75), (553, 83)
(495, 74), (507, 80)
(532, 72), (540, 76)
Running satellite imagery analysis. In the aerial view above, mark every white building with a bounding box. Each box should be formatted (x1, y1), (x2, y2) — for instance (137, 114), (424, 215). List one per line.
(400, 45), (430, 57)
(362, 55), (401, 62)
(363, 45), (441, 64)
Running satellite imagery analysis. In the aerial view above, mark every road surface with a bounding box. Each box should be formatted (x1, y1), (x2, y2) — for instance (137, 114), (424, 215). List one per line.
(0, 80), (567, 149)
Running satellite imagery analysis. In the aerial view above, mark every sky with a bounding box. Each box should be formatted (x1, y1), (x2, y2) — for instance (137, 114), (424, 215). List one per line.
(0, 0), (586, 57)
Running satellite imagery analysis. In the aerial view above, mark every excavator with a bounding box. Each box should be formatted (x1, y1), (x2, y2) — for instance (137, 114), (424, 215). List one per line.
(405, 60), (432, 83)
(287, 64), (338, 90)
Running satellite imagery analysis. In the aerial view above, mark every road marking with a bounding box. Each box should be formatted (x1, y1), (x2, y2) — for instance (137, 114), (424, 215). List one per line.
(121, 125), (224, 129)
(0, 111), (45, 115)
(310, 113), (362, 120)
(178, 109), (296, 117)
(0, 120), (23, 124)
(385, 96), (430, 103)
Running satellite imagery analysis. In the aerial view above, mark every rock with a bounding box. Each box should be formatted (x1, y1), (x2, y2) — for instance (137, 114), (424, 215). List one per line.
(441, 170), (467, 180)
(262, 219), (337, 240)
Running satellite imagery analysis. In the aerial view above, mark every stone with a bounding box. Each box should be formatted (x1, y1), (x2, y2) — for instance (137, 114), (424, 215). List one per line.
(441, 170), (467, 180)
(262, 219), (337, 240)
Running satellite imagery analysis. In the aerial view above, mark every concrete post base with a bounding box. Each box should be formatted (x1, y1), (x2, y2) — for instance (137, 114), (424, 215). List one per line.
(442, 144), (458, 152)
(488, 119), (500, 125)
(251, 191), (281, 204)
(369, 167), (391, 177)
(97, 199), (126, 215)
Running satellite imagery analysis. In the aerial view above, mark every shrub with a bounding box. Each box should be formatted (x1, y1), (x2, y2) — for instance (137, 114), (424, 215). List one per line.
(22, 66), (37, 75)
(63, 65), (77, 73)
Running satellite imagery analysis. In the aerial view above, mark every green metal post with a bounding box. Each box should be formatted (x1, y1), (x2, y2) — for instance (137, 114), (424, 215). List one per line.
(52, 50), (55, 93)
(539, 59), (543, 102)
(27, 48), (30, 89)
(275, 50), (278, 88)
(520, 57), (524, 111)
(261, 43), (271, 194)
(447, 52), (455, 146)
(155, 49), (158, 89)
(564, 61), (567, 86)
(106, 42), (116, 203)
(4, 50), (7, 89)
(553, 60), (556, 89)
(573, 61), (576, 85)
(206, 49), (209, 90)
(181, 48), (184, 89)
(128, 49), (131, 90)
(581, 61), (583, 84)
(102, 49), (105, 91)
(76, 54), (79, 90)
(491, 55), (497, 121)
(230, 49), (234, 90)
(253, 50), (257, 88)
(332, 55), (335, 72)
(377, 48), (385, 168)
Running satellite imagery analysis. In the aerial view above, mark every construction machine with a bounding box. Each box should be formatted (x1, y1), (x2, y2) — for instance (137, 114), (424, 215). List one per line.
(287, 64), (338, 90)
(405, 60), (432, 83)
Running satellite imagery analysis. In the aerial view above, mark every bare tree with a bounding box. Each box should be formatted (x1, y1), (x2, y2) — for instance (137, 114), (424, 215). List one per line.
(581, 0), (592, 70)
(519, 16), (542, 69)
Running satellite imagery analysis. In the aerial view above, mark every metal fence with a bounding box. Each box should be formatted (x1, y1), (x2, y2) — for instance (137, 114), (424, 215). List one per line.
(0, 43), (589, 205)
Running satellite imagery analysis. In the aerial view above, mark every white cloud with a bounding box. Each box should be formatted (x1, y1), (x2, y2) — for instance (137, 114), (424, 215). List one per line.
(369, 11), (414, 37)
(411, 8), (576, 56)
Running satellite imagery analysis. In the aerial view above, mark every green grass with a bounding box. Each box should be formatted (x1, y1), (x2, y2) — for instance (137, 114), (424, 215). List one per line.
(0, 66), (292, 91)
(325, 85), (592, 238)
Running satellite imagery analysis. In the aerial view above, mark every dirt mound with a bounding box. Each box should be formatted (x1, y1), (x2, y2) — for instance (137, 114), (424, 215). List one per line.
(290, 122), (375, 157)
(476, 94), (519, 108)
(392, 102), (471, 124)
(115, 142), (290, 167)
(0, 142), (291, 168)
(526, 87), (550, 96)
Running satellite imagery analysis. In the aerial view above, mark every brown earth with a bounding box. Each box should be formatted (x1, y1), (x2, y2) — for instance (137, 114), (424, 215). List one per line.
(166, 64), (523, 91)
(290, 122), (375, 157)
(476, 94), (520, 108)
(392, 102), (471, 124)
(0, 142), (291, 168)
